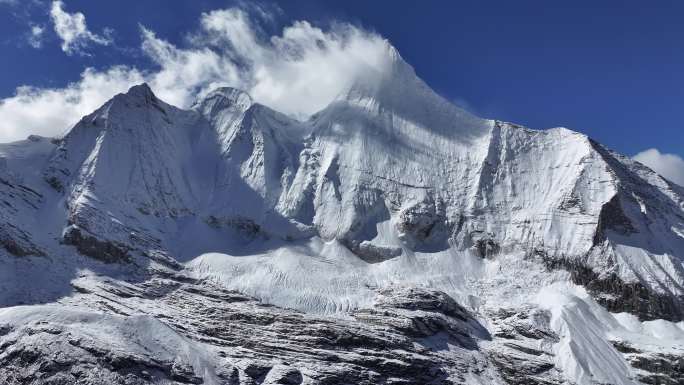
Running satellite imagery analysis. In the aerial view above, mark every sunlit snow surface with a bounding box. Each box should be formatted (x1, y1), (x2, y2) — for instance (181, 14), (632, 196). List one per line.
(0, 45), (683, 384)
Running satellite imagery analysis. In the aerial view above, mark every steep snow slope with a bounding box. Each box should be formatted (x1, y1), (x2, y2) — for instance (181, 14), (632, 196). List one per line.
(0, 136), (56, 257)
(43, 84), (215, 263)
(0, 43), (683, 384)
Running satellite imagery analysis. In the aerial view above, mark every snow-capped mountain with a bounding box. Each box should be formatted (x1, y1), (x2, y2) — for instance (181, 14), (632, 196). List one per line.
(0, 45), (683, 385)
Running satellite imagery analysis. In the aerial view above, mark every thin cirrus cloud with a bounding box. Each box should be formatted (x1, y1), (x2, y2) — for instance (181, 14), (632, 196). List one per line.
(50, 0), (113, 55)
(633, 148), (684, 186)
(0, 6), (392, 143)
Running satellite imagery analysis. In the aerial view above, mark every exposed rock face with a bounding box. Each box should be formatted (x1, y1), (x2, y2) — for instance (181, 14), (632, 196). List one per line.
(542, 252), (684, 321)
(0, 277), (502, 385)
(353, 286), (489, 348)
(0, 225), (43, 257)
(611, 340), (684, 385)
(62, 225), (131, 264)
(486, 307), (564, 385)
(9, 275), (678, 385)
(396, 200), (450, 251)
(593, 195), (637, 245)
(470, 231), (501, 259)
(344, 239), (403, 263)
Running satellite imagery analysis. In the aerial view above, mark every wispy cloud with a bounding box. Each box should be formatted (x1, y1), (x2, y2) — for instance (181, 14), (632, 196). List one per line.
(634, 148), (684, 186)
(27, 24), (45, 48)
(50, 0), (112, 55)
(0, 5), (392, 143)
(0, 67), (144, 142)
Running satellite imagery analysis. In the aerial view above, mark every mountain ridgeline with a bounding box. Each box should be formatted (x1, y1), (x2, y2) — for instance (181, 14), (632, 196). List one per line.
(0, 46), (683, 385)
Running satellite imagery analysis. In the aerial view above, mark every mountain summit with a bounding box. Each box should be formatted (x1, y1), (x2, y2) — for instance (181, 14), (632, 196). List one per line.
(1, 48), (683, 384)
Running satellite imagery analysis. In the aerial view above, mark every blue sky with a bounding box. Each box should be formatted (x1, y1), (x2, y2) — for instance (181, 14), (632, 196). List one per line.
(0, 0), (682, 182)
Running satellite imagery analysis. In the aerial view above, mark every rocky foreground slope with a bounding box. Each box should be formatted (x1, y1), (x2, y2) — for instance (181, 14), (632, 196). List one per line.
(0, 45), (683, 384)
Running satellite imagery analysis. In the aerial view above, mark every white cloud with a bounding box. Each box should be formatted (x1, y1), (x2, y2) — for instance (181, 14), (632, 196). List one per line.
(0, 67), (144, 141)
(50, 0), (112, 55)
(0, 6), (392, 143)
(634, 148), (684, 186)
(140, 26), (242, 108)
(27, 24), (45, 48)
(142, 8), (392, 117)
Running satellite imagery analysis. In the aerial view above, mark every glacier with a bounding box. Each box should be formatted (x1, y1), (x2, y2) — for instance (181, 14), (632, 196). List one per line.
(0, 43), (683, 384)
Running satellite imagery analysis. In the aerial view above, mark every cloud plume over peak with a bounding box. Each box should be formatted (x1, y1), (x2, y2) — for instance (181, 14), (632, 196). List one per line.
(143, 7), (393, 116)
(0, 5), (393, 143)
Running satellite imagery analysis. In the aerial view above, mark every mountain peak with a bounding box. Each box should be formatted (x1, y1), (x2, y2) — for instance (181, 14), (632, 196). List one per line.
(122, 83), (157, 101)
(192, 87), (253, 118)
(327, 42), (491, 142)
(102, 83), (166, 115)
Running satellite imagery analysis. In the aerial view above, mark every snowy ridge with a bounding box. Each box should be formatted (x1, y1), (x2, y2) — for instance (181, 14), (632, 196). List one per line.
(0, 44), (683, 384)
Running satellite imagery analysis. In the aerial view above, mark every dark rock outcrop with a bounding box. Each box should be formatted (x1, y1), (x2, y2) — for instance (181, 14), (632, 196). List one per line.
(62, 225), (131, 264)
(542, 253), (684, 322)
(486, 307), (563, 385)
(610, 340), (684, 385)
(592, 194), (637, 245)
(0, 278), (502, 385)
